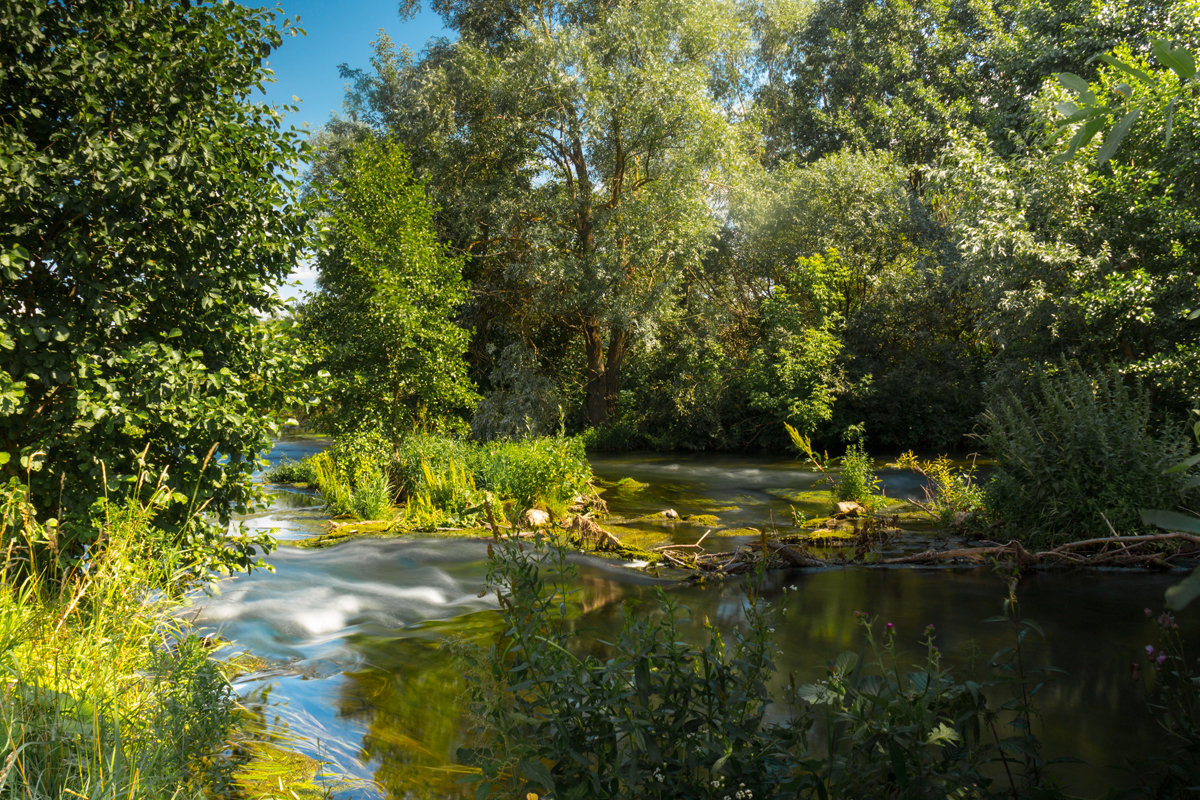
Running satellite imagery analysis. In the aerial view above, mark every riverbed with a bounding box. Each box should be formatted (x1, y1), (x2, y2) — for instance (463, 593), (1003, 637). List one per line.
(192, 441), (1195, 798)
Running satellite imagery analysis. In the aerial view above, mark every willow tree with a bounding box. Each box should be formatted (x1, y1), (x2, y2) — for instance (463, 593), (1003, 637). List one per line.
(336, 0), (752, 428)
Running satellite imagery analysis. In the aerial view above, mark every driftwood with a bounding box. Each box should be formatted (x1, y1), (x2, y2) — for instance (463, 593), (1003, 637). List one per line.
(558, 516), (1200, 575)
(881, 533), (1200, 568)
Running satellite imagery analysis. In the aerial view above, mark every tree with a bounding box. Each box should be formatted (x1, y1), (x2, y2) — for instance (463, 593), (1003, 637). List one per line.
(335, 0), (753, 428)
(302, 138), (477, 438)
(0, 1), (309, 565)
(757, 0), (1003, 165)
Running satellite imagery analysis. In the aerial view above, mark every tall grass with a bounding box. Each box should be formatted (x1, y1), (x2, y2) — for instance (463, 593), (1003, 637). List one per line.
(305, 430), (595, 527)
(0, 482), (237, 799)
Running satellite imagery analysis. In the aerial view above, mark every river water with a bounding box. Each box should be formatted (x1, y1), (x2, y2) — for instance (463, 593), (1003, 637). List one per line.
(191, 440), (1196, 798)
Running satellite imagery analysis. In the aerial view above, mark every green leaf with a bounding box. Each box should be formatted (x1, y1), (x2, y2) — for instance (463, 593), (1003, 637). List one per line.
(1140, 509), (1200, 534)
(1166, 566), (1200, 611)
(1164, 451), (1200, 473)
(1152, 38), (1196, 81)
(1056, 72), (1090, 94)
(1057, 116), (1106, 162)
(1095, 54), (1155, 86)
(517, 758), (555, 790)
(1096, 108), (1141, 165)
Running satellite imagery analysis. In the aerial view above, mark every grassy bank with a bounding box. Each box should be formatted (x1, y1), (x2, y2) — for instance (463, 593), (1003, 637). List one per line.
(0, 480), (326, 798)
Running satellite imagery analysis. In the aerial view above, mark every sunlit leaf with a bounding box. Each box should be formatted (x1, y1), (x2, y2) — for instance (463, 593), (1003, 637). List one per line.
(1096, 108), (1141, 165)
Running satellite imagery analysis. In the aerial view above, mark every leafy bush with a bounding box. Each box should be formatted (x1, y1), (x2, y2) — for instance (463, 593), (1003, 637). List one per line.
(982, 363), (1197, 547)
(387, 433), (593, 527)
(462, 538), (1071, 799)
(310, 430), (394, 520)
(794, 616), (994, 797)
(475, 436), (592, 515)
(459, 538), (791, 799)
(833, 440), (885, 508)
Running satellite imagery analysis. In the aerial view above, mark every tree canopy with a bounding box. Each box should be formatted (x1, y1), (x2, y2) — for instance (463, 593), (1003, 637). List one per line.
(1, 0), (310, 565)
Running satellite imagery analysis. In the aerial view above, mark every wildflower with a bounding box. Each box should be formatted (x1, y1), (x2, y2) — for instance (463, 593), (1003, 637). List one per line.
(886, 622), (895, 631)
(1145, 645), (1155, 657)
(1144, 608), (1153, 618)
(1156, 654), (1168, 666)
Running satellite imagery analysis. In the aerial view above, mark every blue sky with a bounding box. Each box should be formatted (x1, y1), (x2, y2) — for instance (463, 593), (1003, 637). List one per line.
(251, 0), (450, 301)
(257, 0), (448, 131)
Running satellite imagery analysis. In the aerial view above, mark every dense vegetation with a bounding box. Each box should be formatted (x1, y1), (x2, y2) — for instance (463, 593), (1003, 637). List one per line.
(309, 0), (1198, 457)
(1, 0), (312, 575)
(1, 2), (318, 796)
(1, 0), (1198, 795)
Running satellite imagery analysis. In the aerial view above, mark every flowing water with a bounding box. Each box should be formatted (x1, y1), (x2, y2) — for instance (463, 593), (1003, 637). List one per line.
(192, 440), (1197, 798)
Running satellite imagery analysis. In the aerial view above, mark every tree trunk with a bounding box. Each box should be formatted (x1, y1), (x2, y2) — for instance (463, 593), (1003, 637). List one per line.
(582, 322), (629, 428)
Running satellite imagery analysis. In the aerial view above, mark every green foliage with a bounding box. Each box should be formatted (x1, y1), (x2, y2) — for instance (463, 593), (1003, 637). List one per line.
(757, 0), (1002, 165)
(460, 537), (791, 799)
(474, 436), (592, 516)
(261, 458), (318, 485)
(333, 0), (754, 428)
(898, 452), (988, 527)
(1053, 38), (1197, 165)
(982, 364), (1198, 547)
(303, 138), (477, 438)
(310, 431), (394, 520)
(794, 616), (995, 797)
(0, 1), (311, 569)
(832, 440), (885, 508)
(404, 457), (483, 530)
(1140, 609), (1200, 792)
(0, 483), (238, 798)
(786, 425), (887, 509)
(465, 538), (1078, 799)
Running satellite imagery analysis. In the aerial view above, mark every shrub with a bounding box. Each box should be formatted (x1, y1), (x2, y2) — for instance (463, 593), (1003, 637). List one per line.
(898, 452), (987, 528)
(459, 537), (791, 800)
(310, 430), (394, 520)
(982, 363), (1197, 547)
(475, 436), (592, 515)
(833, 440), (885, 508)
(387, 432), (593, 527)
(461, 538), (1067, 799)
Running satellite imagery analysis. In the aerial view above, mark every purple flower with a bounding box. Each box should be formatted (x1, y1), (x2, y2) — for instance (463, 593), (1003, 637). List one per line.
(1145, 645), (1156, 657)
(886, 622), (894, 631)
(1156, 654), (1168, 666)
(1144, 608), (1153, 618)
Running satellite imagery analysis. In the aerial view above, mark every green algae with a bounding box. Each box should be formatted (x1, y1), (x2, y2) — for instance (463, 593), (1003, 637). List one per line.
(682, 514), (722, 526)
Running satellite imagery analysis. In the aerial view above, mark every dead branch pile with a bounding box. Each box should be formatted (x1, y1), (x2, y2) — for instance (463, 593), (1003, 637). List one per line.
(560, 516), (1200, 574)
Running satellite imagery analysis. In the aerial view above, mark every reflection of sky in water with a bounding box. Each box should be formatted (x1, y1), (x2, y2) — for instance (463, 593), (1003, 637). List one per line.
(194, 443), (1194, 799)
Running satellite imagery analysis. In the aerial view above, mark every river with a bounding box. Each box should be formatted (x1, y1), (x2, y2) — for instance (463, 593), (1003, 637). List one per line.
(191, 440), (1195, 798)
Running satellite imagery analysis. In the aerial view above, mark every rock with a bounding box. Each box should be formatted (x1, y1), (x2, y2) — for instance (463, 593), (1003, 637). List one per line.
(660, 508), (679, 520)
(522, 508), (551, 528)
(836, 501), (865, 517)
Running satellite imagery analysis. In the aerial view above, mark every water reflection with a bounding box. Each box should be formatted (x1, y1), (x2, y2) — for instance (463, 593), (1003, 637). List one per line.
(194, 445), (1194, 799)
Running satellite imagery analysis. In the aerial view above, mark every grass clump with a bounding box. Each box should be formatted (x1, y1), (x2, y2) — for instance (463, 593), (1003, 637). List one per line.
(0, 481), (238, 799)
(786, 424), (887, 510)
(262, 458), (317, 485)
(898, 452), (987, 528)
(306, 430), (595, 529)
(982, 363), (1198, 548)
(310, 430), (395, 520)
